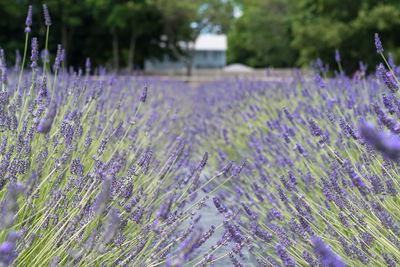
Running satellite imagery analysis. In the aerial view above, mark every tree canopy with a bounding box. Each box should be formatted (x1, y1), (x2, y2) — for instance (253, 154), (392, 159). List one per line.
(228, 0), (400, 73)
(2, 0), (400, 73)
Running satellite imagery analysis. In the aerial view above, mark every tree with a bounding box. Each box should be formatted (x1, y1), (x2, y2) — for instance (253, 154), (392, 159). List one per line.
(291, 0), (400, 73)
(227, 0), (297, 68)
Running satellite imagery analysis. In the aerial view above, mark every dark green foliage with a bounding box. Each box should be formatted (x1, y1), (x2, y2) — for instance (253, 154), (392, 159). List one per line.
(291, 0), (400, 73)
(228, 0), (298, 68)
(229, 0), (400, 72)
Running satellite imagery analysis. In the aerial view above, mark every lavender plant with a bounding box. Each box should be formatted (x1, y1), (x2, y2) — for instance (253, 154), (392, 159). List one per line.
(193, 38), (400, 265)
(0, 5), (226, 266)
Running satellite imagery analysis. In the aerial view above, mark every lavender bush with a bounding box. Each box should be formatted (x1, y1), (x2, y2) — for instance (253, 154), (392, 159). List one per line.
(192, 39), (400, 265)
(0, 5), (229, 266)
(4, 4), (400, 267)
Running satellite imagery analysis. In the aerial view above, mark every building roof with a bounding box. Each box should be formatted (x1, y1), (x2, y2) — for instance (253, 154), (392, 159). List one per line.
(194, 34), (227, 51)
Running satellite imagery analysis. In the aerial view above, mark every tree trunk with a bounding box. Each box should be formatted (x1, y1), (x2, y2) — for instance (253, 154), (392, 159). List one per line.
(113, 34), (119, 71)
(185, 62), (192, 77)
(128, 33), (136, 73)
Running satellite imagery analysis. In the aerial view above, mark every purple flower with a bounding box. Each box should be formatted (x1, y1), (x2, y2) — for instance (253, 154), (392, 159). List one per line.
(0, 232), (20, 265)
(359, 61), (367, 75)
(25, 5), (32, 32)
(39, 76), (48, 98)
(30, 37), (39, 69)
(359, 121), (400, 161)
(378, 65), (399, 93)
(375, 33), (384, 54)
(85, 57), (91, 74)
(315, 74), (326, 88)
(213, 196), (227, 214)
(42, 4), (52, 26)
(275, 244), (295, 267)
(37, 102), (57, 134)
(335, 48), (341, 63)
(140, 85), (148, 102)
(53, 44), (62, 72)
(312, 236), (346, 267)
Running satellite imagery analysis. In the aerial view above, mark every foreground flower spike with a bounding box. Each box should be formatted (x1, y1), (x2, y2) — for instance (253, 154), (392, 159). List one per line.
(37, 102), (57, 133)
(359, 121), (400, 160)
(42, 4), (52, 26)
(25, 5), (32, 32)
(375, 33), (383, 54)
(312, 237), (345, 267)
(0, 231), (21, 266)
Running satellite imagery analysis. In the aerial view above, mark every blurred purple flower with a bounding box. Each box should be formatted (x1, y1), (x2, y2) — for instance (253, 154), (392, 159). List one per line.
(37, 102), (57, 134)
(30, 37), (39, 69)
(359, 121), (400, 161)
(375, 33), (383, 54)
(335, 48), (341, 63)
(312, 236), (346, 267)
(42, 4), (52, 26)
(25, 5), (32, 32)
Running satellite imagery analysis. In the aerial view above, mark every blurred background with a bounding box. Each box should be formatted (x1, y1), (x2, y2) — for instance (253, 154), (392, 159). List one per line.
(1, 0), (400, 76)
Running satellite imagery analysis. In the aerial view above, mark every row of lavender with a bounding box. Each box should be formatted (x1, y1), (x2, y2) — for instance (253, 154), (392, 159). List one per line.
(4, 4), (400, 267)
(0, 5), (237, 267)
(192, 38), (400, 265)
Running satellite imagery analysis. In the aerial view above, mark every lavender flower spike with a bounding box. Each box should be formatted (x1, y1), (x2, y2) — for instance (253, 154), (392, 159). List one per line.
(53, 44), (62, 72)
(42, 4), (52, 26)
(25, 5), (33, 32)
(359, 121), (400, 161)
(37, 102), (57, 134)
(85, 57), (91, 74)
(312, 236), (346, 267)
(335, 48), (341, 63)
(140, 85), (148, 102)
(30, 37), (39, 69)
(377, 63), (399, 93)
(375, 33), (383, 54)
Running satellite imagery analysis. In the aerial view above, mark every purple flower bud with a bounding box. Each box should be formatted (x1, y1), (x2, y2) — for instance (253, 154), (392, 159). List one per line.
(60, 49), (65, 62)
(213, 196), (227, 214)
(378, 63), (399, 93)
(359, 121), (400, 161)
(37, 102), (57, 134)
(388, 52), (395, 68)
(85, 57), (91, 74)
(53, 45), (62, 72)
(140, 85), (148, 102)
(275, 244), (295, 267)
(375, 33), (384, 54)
(386, 178), (398, 197)
(312, 236), (345, 267)
(42, 4), (52, 26)
(335, 48), (341, 63)
(39, 76), (47, 98)
(41, 49), (50, 64)
(315, 74), (326, 88)
(308, 118), (322, 136)
(25, 5), (32, 32)
(30, 37), (39, 69)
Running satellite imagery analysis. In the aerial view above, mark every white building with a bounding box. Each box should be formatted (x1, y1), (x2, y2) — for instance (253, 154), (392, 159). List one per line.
(144, 34), (227, 71)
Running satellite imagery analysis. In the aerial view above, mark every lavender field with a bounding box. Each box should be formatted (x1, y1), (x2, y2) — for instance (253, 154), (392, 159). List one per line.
(3, 4), (400, 267)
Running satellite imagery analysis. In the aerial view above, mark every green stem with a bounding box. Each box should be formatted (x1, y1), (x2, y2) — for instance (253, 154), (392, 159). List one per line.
(51, 69), (58, 102)
(43, 26), (50, 77)
(17, 32), (29, 93)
